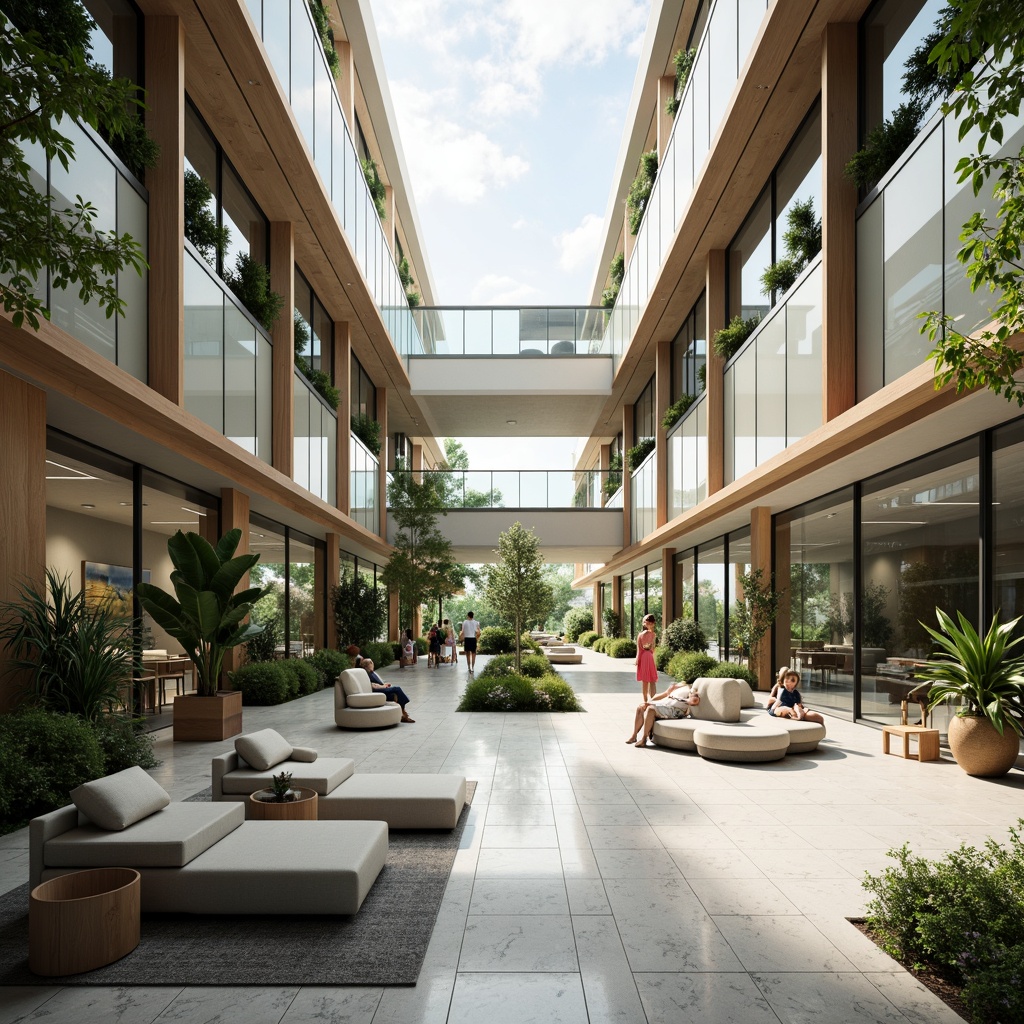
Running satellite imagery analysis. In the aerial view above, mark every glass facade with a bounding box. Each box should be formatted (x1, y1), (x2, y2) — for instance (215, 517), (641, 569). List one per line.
(350, 434), (379, 535)
(293, 368), (337, 505)
(412, 308), (606, 355)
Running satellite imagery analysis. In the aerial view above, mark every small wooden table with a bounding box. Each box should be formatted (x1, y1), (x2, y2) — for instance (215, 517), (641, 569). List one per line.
(29, 867), (140, 976)
(248, 787), (319, 820)
(882, 724), (941, 762)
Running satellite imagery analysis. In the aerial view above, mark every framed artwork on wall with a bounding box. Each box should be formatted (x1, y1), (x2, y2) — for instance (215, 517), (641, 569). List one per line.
(82, 561), (151, 616)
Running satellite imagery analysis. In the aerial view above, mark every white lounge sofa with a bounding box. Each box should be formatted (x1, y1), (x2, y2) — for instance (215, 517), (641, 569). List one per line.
(30, 767), (387, 915)
(212, 728), (468, 829)
(335, 668), (403, 728)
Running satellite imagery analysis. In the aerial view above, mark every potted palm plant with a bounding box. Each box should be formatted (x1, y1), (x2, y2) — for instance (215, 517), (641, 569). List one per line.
(915, 609), (1024, 777)
(136, 529), (269, 741)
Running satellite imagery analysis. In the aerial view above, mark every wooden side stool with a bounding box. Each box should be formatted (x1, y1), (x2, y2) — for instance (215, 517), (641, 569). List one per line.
(882, 724), (940, 762)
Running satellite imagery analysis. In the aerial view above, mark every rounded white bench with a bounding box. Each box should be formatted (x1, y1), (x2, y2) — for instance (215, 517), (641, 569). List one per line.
(693, 723), (790, 762)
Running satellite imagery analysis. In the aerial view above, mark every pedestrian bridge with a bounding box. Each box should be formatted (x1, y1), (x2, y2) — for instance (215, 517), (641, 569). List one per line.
(407, 307), (613, 436)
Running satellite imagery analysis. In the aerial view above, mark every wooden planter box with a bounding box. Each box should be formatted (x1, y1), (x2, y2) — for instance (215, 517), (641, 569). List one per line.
(172, 689), (243, 742)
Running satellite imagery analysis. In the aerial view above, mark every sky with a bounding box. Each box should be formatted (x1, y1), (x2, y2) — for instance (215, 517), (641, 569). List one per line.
(369, 0), (653, 470)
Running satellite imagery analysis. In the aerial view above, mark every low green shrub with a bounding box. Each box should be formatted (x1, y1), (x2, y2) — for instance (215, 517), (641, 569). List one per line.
(703, 661), (759, 688)
(0, 708), (105, 832)
(303, 649), (349, 685)
(663, 617), (709, 653)
(92, 715), (158, 775)
(281, 658), (321, 696)
(479, 626), (515, 654)
(520, 631), (541, 654)
(667, 651), (718, 682)
(480, 653), (556, 680)
(232, 662), (292, 705)
(592, 636), (609, 653)
(363, 640), (395, 668)
(863, 823), (1024, 1024)
(578, 630), (599, 648)
(607, 638), (637, 658)
(457, 673), (582, 712)
(562, 608), (594, 643)
(655, 645), (673, 672)
(415, 637), (428, 655)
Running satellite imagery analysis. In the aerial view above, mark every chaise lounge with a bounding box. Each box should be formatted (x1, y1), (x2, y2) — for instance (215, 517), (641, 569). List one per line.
(30, 767), (387, 914)
(212, 728), (468, 829)
(650, 677), (827, 762)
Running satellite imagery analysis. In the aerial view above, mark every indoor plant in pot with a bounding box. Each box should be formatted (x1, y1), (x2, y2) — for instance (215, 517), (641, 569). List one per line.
(916, 608), (1024, 777)
(136, 529), (269, 741)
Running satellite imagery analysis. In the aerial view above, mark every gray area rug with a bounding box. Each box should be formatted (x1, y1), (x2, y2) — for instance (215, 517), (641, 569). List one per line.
(0, 782), (474, 987)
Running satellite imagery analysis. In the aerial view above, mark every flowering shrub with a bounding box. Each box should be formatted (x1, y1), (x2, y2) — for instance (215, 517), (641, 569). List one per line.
(456, 673), (583, 712)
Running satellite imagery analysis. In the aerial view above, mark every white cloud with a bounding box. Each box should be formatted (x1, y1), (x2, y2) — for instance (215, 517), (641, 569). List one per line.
(555, 213), (604, 272)
(511, 217), (527, 230)
(470, 274), (542, 304)
(390, 81), (529, 202)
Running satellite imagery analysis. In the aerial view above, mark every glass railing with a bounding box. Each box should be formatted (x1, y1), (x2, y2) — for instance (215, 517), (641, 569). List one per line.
(350, 433), (379, 534)
(856, 101), (1024, 398)
(630, 448), (657, 543)
(603, 0), (770, 364)
(246, 0), (422, 360)
(40, 117), (149, 379)
(604, 485), (624, 509)
(724, 258), (822, 483)
(411, 307), (608, 355)
(184, 243), (273, 462)
(411, 470), (606, 508)
(667, 392), (708, 519)
(293, 369), (337, 504)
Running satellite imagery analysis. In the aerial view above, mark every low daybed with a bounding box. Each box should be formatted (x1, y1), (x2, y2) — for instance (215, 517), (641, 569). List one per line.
(212, 728), (467, 829)
(30, 766), (387, 915)
(651, 677), (826, 762)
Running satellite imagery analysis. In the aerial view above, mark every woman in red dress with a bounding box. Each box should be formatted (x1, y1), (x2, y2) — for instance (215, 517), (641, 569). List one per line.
(635, 613), (659, 702)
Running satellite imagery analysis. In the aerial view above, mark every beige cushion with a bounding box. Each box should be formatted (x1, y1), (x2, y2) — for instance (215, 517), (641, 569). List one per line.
(348, 692), (387, 708)
(45, 802), (243, 868)
(690, 677), (742, 722)
(70, 766), (171, 831)
(339, 668), (372, 697)
(290, 746), (318, 762)
(235, 728), (293, 771)
(220, 756), (355, 796)
(693, 723), (789, 762)
(142, 649), (168, 659)
(735, 679), (756, 708)
(321, 774), (467, 829)
(335, 703), (402, 729)
(743, 711), (826, 752)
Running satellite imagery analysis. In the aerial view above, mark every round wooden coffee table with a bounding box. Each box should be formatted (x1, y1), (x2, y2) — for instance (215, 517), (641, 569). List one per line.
(29, 867), (140, 976)
(248, 786), (319, 820)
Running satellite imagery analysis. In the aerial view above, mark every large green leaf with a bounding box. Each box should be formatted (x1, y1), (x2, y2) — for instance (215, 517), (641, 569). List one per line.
(135, 582), (186, 634)
(166, 530), (208, 588)
(208, 553), (261, 605)
(215, 528), (242, 564)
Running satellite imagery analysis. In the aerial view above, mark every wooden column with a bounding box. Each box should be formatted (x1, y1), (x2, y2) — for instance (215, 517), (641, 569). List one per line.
(611, 575), (622, 636)
(145, 16), (184, 405)
(774, 520), (793, 673)
(655, 340), (671, 527)
(750, 506), (773, 690)
(220, 488), (250, 686)
(270, 222), (295, 476)
(822, 22), (859, 421)
(412, 442), (423, 481)
(389, 589), (400, 642)
(0, 372), (46, 712)
(336, 40), (355, 132)
(325, 533), (340, 651)
(334, 322), (351, 515)
(657, 75), (676, 159)
(621, 404), (634, 550)
(383, 186), (396, 257)
(706, 249), (727, 495)
(661, 547), (675, 629)
(592, 584), (602, 637)
(376, 386), (388, 541)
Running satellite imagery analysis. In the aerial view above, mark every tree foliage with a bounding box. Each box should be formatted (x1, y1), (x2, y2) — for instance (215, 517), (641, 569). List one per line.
(332, 570), (387, 648)
(1, 11), (148, 330)
(921, 0), (1024, 406)
(627, 149), (658, 235)
(484, 522), (553, 673)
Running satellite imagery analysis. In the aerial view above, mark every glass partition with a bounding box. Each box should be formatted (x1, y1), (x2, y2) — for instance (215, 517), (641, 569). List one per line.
(293, 369), (337, 505)
(667, 393), (708, 519)
(411, 308), (607, 355)
(350, 434), (379, 534)
(697, 539), (726, 658)
(993, 421), (1024, 631)
(630, 449), (656, 544)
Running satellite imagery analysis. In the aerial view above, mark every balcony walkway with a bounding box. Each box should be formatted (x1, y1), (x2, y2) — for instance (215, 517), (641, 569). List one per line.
(2, 648), (1018, 1023)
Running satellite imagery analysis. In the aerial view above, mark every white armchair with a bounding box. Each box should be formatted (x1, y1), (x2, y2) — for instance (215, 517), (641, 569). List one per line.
(334, 668), (402, 729)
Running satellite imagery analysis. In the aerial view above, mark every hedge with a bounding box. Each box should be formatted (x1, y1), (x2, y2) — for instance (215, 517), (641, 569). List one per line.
(562, 608), (594, 643)
(303, 649), (350, 684)
(232, 662), (293, 705)
(457, 673), (583, 712)
(606, 638), (637, 658)
(578, 630), (599, 648)
(666, 651), (718, 682)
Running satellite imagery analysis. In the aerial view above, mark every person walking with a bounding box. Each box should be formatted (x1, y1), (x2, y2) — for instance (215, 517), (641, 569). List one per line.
(460, 611), (481, 675)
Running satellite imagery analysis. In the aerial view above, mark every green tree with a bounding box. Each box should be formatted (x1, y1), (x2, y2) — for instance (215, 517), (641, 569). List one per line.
(484, 522), (553, 673)
(921, 2), (1024, 406)
(439, 438), (502, 508)
(730, 569), (782, 671)
(332, 569), (387, 647)
(543, 564), (581, 632)
(1, 10), (148, 329)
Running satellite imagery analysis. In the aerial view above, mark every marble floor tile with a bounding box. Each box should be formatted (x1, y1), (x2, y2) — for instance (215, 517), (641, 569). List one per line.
(652, 824), (737, 850)
(481, 825), (559, 848)
(575, 803), (648, 827)
(783, 876), (871, 917)
(17, 985), (181, 1024)
(0, 988), (60, 1024)
(635, 972), (781, 1024)
(667, 848), (767, 878)
(458, 915), (578, 972)
(469, 878), (570, 915)
(447, 973), (588, 1024)
(277, 988), (382, 1024)
(691, 876), (802, 916)
(752, 971), (914, 1024)
(593, 848), (682, 878)
(638, 804), (715, 827)
(560, 847), (601, 879)
(484, 804), (555, 826)
(583, 825), (662, 850)
(714, 916), (857, 973)
(572, 916), (646, 1023)
(719, 825), (816, 851)
(565, 878), (611, 915)
(372, 969), (456, 1024)
(475, 848), (565, 878)
(864, 971), (969, 1024)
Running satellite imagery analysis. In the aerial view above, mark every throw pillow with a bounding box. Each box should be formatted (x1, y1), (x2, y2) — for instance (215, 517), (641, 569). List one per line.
(71, 765), (171, 831)
(235, 728), (293, 771)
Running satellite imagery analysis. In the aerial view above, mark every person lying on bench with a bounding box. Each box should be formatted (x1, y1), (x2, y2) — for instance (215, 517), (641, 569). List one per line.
(627, 681), (700, 747)
(361, 659), (415, 723)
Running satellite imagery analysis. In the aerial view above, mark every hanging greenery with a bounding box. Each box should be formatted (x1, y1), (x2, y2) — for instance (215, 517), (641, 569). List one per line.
(713, 313), (761, 361)
(627, 149), (658, 235)
(603, 452), (623, 498)
(224, 252), (284, 333)
(601, 251), (625, 308)
(398, 255), (420, 306)
(351, 413), (382, 456)
(361, 157), (387, 220)
(760, 197), (821, 297)
(183, 170), (229, 268)
(626, 436), (656, 471)
(307, 0), (341, 78)
(665, 47), (696, 117)
(293, 313), (339, 409)
(844, 100), (925, 191)
(661, 393), (698, 432)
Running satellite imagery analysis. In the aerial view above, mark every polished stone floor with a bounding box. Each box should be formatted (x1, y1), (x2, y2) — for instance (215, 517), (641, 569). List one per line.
(2, 649), (1022, 1023)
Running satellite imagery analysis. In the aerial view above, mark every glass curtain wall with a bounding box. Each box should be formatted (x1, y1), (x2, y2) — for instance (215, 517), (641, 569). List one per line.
(697, 539), (727, 658)
(860, 442), (980, 733)
(674, 550), (697, 622)
(775, 490), (855, 715)
(667, 295), (709, 519)
(620, 573), (634, 640)
(600, 582), (613, 634)
(647, 565), (663, 630)
(993, 422), (1024, 632)
(727, 528), (751, 664)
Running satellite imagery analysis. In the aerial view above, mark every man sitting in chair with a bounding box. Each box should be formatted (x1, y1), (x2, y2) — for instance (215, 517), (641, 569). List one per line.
(360, 659), (415, 723)
(626, 681), (700, 747)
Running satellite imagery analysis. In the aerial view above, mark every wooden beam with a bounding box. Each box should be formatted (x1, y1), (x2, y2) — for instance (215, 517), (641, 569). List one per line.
(377, 385), (388, 541)
(822, 21), (858, 421)
(270, 221), (295, 476)
(706, 249), (726, 495)
(750, 506), (773, 690)
(661, 546), (675, 630)
(336, 39), (355, 132)
(656, 340), (671, 527)
(335, 321), (351, 516)
(145, 16), (184, 405)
